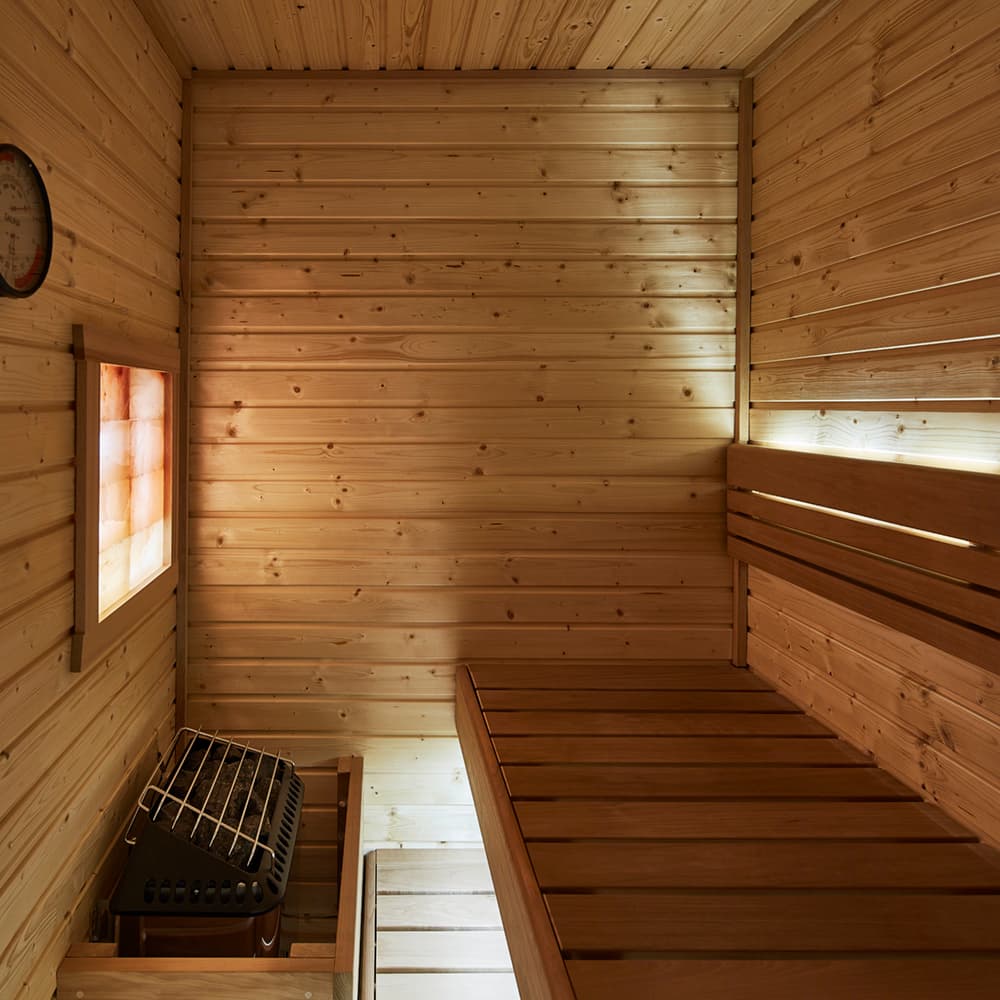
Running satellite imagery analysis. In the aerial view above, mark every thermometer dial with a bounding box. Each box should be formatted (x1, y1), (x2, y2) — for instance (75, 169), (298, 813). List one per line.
(0, 144), (53, 298)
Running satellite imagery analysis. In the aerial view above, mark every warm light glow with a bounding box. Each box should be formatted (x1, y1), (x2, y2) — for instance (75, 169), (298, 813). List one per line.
(98, 364), (170, 620)
(749, 409), (1000, 473)
(751, 491), (974, 548)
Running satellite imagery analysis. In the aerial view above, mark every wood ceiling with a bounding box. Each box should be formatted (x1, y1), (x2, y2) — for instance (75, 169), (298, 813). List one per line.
(134, 0), (820, 74)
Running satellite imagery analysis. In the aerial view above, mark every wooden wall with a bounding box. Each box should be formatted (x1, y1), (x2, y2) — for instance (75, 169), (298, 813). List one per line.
(187, 73), (738, 848)
(0, 1), (181, 996)
(747, 0), (1000, 844)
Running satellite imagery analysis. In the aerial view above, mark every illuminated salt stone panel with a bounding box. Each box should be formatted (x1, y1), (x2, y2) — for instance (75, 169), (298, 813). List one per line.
(98, 364), (170, 620)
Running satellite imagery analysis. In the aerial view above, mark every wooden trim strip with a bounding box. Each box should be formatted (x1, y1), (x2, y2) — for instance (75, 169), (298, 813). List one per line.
(727, 444), (1000, 549)
(176, 76), (193, 729)
(334, 756), (365, 1000)
(735, 77), (753, 445)
(729, 490), (1000, 591)
(728, 536), (1000, 675)
(359, 852), (377, 1000)
(191, 69), (745, 81)
(732, 75), (754, 667)
(456, 666), (574, 1000)
(73, 324), (180, 372)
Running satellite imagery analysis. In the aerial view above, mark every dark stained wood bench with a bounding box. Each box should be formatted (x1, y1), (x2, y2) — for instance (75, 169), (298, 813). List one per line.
(456, 662), (1000, 1000)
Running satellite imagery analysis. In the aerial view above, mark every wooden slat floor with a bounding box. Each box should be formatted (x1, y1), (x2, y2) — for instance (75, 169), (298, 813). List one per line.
(459, 661), (1000, 1000)
(370, 848), (520, 1000)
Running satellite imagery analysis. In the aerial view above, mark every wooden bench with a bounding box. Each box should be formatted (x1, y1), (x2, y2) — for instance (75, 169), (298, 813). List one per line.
(457, 662), (1000, 1000)
(56, 755), (364, 1000)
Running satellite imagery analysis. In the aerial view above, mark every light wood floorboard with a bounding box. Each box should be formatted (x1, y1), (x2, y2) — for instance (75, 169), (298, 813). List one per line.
(370, 848), (519, 999)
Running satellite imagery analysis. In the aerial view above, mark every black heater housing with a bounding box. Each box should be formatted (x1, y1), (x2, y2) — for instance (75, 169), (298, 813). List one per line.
(111, 729), (304, 956)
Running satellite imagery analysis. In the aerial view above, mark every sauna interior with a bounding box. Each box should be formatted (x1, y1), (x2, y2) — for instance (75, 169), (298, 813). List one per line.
(1, 0), (998, 997)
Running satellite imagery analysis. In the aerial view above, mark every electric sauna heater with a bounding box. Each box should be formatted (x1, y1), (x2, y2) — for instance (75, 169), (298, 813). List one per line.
(110, 728), (304, 958)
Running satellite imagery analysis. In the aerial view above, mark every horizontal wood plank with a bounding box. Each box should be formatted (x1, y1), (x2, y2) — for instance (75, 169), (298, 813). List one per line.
(189, 478), (727, 517)
(194, 146), (738, 183)
(193, 258), (738, 297)
(480, 689), (794, 711)
(56, 963), (335, 999)
(530, 840), (1000, 889)
(190, 439), (730, 480)
(376, 894), (503, 930)
(192, 404), (735, 441)
(375, 930), (512, 972)
(748, 405), (1000, 466)
(194, 77), (740, 109)
(469, 661), (762, 689)
(189, 585), (733, 625)
(193, 219), (738, 258)
(493, 736), (867, 766)
(190, 551), (733, 589)
(189, 624), (733, 661)
(376, 972), (518, 1000)
(550, 893), (1000, 952)
(374, 849), (494, 894)
(193, 294), (735, 333)
(194, 109), (738, 146)
(193, 183), (737, 221)
(516, 800), (972, 840)
(504, 763), (914, 800)
(486, 710), (825, 737)
(751, 338), (1000, 403)
(191, 331), (737, 367)
(191, 514), (727, 552)
(192, 369), (735, 407)
(750, 275), (1000, 362)
(568, 958), (1000, 999)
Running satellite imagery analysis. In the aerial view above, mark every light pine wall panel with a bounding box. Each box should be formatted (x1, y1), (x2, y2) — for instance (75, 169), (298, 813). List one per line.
(751, 0), (1000, 459)
(744, 0), (1000, 844)
(188, 73), (738, 848)
(0, 2), (181, 996)
(748, 569), (1000, 848)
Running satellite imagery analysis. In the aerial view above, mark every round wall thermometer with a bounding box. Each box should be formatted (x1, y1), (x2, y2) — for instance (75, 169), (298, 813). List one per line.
(0, 144), (53, 298)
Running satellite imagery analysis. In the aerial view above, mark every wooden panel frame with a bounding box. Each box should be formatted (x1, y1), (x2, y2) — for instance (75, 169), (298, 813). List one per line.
(72, 324), (181, 672)
(455, 666), (573, 1000)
